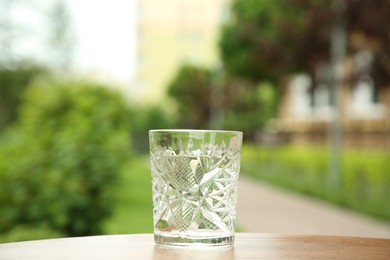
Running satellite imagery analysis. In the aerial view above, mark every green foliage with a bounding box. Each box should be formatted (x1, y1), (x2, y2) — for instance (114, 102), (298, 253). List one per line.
(241, 144), (390, 220)
(128, 105), (174, 153)
(221, 0), (390, 86)
(0, 80), (133, 237)
(167, 64), (278, 139)
(219, 0), (329, 83)
(0, 63), (46, 130)
(224, 80), (278, 140)
(167, 64), (213, 129)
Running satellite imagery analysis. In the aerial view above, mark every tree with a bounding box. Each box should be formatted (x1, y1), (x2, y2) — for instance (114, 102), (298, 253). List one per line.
(167, 64), (277, 140)
(219, 0), (333, 85)
(223, 78), (277, 140)
(218, 0), (334, 138)
(220, 0), (390, 88)
(219, 0), (390, 186)
(167, 64), (213, 129)
(0, 0), (75, 130)
(0, 63), (46, 131)
(345, 0), (390, 88)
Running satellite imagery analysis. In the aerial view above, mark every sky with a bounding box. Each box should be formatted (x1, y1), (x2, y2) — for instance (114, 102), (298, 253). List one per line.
(67, 0), (137, 83)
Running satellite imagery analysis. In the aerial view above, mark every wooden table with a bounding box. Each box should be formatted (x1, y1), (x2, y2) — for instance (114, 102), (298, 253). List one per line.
(0, 233), (389, 259)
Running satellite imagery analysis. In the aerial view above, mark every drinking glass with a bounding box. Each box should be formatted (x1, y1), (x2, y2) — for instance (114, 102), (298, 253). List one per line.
(149, 129), (243, 247)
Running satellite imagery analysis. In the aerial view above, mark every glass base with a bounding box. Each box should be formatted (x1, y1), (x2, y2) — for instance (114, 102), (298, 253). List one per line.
(154, 233), (234, 248)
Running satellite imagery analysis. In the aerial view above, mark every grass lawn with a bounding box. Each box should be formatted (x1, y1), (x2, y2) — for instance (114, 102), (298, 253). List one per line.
(241, 144), (390, 221)
(103, 155), (154, 234)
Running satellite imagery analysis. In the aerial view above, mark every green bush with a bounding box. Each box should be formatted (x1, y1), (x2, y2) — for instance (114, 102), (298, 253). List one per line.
(0, 79), (133, 237)
(241, 144), (390, 220)
(128, 105), (174, 153)
(0, 63), (46, 130)
(224, 81), (278, 141)
(167, 64), (213, 129)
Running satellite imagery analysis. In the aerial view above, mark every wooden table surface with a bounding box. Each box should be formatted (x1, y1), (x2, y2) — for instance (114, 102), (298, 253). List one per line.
(0, 233), (389, 259)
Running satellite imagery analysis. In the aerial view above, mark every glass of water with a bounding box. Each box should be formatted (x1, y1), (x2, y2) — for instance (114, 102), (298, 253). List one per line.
(149, 129), (243, 247)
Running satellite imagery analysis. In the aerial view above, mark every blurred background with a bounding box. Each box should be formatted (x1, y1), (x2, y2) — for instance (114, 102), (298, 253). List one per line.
(0, 0), (389, 242)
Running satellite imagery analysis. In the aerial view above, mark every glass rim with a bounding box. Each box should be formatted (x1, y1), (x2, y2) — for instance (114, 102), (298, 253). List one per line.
(149, 129), (243, 135)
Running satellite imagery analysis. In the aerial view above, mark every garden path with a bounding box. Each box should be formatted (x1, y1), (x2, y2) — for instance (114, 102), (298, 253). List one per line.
(236, 175), (390, 239)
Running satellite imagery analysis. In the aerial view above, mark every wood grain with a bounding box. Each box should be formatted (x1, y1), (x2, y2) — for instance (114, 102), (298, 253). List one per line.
(0, 233), (389, 259)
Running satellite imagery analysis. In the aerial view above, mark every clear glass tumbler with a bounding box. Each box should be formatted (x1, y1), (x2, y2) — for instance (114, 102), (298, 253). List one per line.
(149, 129), (243, 247)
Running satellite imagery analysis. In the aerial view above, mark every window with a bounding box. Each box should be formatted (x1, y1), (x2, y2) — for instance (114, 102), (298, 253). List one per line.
(289, 74), (312, 118)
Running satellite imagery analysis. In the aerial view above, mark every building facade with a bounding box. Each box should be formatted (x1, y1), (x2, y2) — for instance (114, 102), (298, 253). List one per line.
(275, 47), (390, 150)
(134, 0), (230, 104)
